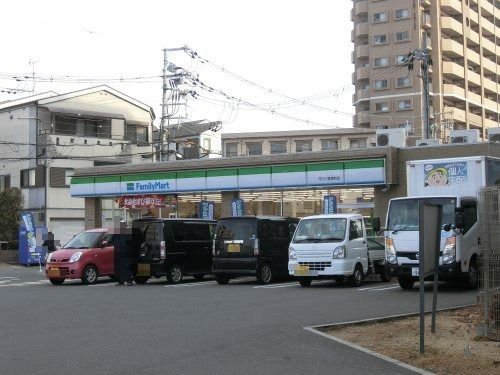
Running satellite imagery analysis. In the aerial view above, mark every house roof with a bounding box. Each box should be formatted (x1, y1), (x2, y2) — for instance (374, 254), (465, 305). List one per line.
(0, 91), (58, 111)
(166, 120), (222, 139)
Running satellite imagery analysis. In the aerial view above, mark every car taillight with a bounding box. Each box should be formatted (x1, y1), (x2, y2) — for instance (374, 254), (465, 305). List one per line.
(160, 241), (166, 260)
(254, 238), (260, 256)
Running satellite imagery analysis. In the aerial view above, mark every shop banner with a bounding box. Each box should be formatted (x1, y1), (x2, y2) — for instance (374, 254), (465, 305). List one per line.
(199, 201), (215, 220)
(231, 198), (245, 217)
(117, 195), (165, 208)
(323, 195), (338, 214)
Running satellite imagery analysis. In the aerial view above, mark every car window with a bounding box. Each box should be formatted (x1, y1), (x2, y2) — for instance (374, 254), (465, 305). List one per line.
(171, 222), (212, 241)
(349, 219), (363, 240)
(272, 222), (288, 240)
(144, 223), (162, 242)
(462, 201), (477, 234)
(102, 234), (114, 247)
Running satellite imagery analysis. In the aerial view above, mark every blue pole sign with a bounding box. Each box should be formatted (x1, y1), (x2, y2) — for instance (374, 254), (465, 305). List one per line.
(231, 198), (245, 217)
(19, 212), (40, 265)
(199, 201), (215, 220)
(323, 195), (338, 214)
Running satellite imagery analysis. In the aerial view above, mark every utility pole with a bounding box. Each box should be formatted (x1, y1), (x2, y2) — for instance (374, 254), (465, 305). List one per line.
(159, 46), (187, 162)
(403, 44), (432, 139)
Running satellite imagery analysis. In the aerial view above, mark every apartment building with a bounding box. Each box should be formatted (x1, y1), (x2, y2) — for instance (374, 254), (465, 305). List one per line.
(0, 86), (155, 244)
(222, 128), (376, 156)
(352, 0), (500, 142)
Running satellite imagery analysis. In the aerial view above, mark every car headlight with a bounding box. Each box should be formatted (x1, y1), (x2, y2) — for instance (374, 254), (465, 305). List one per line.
(288, 246), (297, 260)
(386, 238), (397, 264)
(443, 237), (456, 265)
(46, 252), (53, 263)
(332, 245), (346, 259)
(69, 252), (82, 263)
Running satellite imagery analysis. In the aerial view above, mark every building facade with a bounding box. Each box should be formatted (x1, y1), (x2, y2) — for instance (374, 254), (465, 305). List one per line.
(222, 128), (377, 157)
(352, 0), (500, 142)
(0, 86), (155, 244)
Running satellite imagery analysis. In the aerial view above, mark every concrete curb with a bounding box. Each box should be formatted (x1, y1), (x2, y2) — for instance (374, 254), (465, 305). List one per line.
(303, 304), (475, 375)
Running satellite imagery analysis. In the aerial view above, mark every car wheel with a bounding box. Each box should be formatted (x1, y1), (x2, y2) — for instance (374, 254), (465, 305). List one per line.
(398, 276), (415, 290)
(215, 274), (230, 285)
(462, 259), (479, 290)
(298, 277), (312, 287)
(81, 265), (98, 285)
(49, 278), (65, 285)
(349, 264), (363, 287)
(379, 268), (392, 282)
(133, 276), (149, 284)
(193, 274), (205, 281)
(256, 263), (273, 285)
(167, 265), (183, 284)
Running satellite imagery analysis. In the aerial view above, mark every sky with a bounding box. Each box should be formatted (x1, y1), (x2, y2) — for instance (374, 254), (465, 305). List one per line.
(0, 0), (354, 133)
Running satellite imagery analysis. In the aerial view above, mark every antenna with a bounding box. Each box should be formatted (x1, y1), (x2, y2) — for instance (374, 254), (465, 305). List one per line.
(29, 58), (39, 93)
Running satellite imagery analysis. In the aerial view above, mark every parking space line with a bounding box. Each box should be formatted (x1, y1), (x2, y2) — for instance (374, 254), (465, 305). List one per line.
(357, 284), (399, 291)
(165, 281), (217, 288)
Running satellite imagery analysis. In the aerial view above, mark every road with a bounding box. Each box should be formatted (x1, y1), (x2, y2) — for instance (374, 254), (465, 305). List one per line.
(0, 266), (476, 375)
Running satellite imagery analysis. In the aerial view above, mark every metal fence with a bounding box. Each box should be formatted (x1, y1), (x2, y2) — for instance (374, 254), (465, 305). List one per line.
(478, 186), (500, 341)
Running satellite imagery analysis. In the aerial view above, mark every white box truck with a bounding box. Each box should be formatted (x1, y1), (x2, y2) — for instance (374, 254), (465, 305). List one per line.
(381, 156), (500, 290)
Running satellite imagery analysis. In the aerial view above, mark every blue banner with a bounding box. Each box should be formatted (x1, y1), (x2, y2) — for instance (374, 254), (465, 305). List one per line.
(19, 213), (45, 265)
(323, 195), (338, 214)
(199, 201), (215, 220)
(231, 198), (245, 217)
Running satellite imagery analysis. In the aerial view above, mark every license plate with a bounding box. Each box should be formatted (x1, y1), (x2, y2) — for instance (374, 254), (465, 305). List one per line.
(295, 265), (309, 271)
(294, 265), (311, 276)
(137, 263), (150, 277)
(47, 269), (60, 277)
(227, 243), (240, 253)
(412, 267), (419, 277)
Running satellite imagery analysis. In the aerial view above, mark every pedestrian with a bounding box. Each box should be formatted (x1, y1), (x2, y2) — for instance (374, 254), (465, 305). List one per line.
(114, 221), (135, 286)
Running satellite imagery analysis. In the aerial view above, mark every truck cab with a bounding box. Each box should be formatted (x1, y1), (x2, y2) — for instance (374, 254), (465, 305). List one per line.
(288, 214), (369, 287)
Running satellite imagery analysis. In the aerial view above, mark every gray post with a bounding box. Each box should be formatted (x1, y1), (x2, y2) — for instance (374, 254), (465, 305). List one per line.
(419, 202), (425, 354)
(431, 205), (442, 333)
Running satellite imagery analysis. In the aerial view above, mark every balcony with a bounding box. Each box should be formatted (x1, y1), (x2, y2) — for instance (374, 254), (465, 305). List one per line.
(466, 28), (480, 46)
(357, 88), (370, 102)
(441, 0), (463, 16)
(467, 112), (483, 127)
(355, 22), (369, 38)
(354, 0), (368, 17)
(442, 38), (464, 58)
(355, 110), (370, 126)
(483, 97), (499, 112)
(444, 106), (466, 123)
(466, 90), (482, 105)
(466, 70), (481, 87)
(484, 117), (498, 129)
(481, 16), (496, 36)
(442, 61), (464, 79)
(467, 49), (481, 66)
(443, 83), (465, 97)
(355, 66), (370, 81)
(482, 56), (497, 75)
(483, 76), (498, 94)
(481, 37), (499, 58)
(441, 17), (462, 36)
(481, 1), (495, 19)
(468, 8), (479, 25)
(354, 44), (369, 59)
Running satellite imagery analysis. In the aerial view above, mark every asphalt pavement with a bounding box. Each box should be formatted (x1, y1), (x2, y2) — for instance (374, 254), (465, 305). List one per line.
(0, 266), (476, 375)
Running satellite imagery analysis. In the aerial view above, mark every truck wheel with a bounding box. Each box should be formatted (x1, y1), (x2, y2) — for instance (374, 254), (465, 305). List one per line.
(462, 259), (479, 290)
(398, 276), (415, 290)
(167, 265), (183, 284)
(349, 264), (364, 287)
(298, 277), (312, 287)
(256, 263), (273, 284)
(215, 274), (230, 285)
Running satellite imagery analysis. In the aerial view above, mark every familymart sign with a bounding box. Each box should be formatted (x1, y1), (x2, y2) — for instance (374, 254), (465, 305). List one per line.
(70, 159), (386, 197)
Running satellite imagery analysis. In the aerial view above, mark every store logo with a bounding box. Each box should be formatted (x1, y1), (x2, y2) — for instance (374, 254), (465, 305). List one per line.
(125, 180), (170, 192)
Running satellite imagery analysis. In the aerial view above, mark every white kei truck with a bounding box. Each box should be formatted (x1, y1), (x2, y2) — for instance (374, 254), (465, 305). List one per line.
(288, 213), (389, 287)
(379, 156), (500, 290)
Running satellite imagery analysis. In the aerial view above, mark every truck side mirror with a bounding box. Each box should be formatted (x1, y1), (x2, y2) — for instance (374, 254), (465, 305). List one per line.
(443, 223), (452, 232)
(371, 217), (381, 233)
(455, 207), (465, 230)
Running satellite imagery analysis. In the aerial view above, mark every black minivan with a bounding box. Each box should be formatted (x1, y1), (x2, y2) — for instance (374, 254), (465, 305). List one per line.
(132, 218), (216, 284)
(212, 216), (299, 285)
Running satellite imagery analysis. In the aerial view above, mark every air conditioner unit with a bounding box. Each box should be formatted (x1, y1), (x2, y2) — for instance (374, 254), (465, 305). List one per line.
(449, 129), (480, 144)
(488, 127), (500, 143)
(416, 138), (441, 146)
(376, 128), (407, 147)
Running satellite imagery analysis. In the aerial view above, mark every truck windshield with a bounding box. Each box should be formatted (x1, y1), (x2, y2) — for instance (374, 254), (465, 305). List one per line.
(292, 218), (346, 243)
(387, 198), (456, 231)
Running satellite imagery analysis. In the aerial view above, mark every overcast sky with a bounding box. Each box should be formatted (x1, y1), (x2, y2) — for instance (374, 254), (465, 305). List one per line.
(0, 0), (354, 133)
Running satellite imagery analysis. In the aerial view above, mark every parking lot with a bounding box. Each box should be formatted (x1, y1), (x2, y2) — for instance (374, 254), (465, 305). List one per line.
(0, 266), (476, 375)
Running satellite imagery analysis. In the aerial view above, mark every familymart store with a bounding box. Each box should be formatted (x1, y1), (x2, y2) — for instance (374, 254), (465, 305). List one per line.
(71, 149), (395, 229)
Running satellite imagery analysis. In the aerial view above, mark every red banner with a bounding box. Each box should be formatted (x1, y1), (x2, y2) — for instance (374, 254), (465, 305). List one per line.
(117, 195), (165, 208)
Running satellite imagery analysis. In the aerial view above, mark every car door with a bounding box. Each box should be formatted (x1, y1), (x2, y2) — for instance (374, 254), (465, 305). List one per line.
(183, 221), (212, 273)
(271, 221), (290, 274)
(99, 233), (115, 275)
(347, 218), (367, 269)
(457, 199), (479, 268)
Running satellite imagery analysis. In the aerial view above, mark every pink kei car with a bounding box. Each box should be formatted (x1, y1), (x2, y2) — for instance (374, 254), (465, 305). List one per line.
(45, 229), (115, 285)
